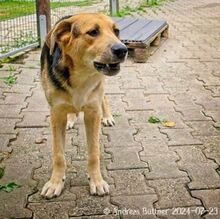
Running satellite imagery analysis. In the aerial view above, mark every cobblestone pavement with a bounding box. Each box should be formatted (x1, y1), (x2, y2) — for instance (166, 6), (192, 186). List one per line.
(1, 0), (220, 218)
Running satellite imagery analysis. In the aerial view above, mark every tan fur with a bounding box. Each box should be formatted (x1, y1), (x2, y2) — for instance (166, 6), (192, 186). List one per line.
(40, 13), (124, 198)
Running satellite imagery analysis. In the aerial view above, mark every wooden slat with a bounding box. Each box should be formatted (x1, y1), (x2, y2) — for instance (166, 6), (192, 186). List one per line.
(133, 20), (167, 42)
(113, 17), (139, 31)
(120, 19), (151, 41)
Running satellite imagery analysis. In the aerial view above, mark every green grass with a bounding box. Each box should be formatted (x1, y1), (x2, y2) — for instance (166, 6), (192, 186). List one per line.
(0, 0), (99, 21)
(3, 74), (17, 85)
(113, 0), (170, 17)
(114, 6), (136, 17)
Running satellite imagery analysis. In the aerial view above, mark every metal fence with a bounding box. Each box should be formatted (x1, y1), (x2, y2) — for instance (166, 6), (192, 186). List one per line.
(0, 0), (39, 59)
(0, 0), (108, 59)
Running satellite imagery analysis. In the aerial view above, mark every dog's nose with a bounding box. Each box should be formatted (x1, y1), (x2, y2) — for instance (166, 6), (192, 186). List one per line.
(111, 43), (128, 59)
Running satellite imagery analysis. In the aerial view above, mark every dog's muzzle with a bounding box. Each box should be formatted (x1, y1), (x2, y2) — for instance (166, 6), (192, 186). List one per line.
(94, 43), (128, 76)
(111, 43), (128, 60)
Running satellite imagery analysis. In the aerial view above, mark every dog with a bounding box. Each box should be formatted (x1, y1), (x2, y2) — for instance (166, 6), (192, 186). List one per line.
(40, 13), (127, 199)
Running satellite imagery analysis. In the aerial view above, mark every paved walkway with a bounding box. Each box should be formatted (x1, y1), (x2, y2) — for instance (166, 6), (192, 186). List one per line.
(0, 0), (220, 218)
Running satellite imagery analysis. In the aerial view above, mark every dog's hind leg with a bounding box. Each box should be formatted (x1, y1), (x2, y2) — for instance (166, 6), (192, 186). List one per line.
(66, 113), (77, 129)
(101, 95), (115, 127)
(41, 107), (67, 199)
(84, 107), (109, 196)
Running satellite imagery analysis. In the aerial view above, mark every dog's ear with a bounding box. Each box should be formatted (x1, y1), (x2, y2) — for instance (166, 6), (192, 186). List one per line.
(46, 18), (79, 55)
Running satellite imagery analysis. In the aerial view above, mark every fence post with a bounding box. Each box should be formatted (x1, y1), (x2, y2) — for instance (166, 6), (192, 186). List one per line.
(36, 0), (51, 47)
(109, 0), (119, 16)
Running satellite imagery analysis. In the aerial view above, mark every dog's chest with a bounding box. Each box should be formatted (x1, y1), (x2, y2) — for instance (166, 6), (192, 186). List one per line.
(70, 75), (104, 110)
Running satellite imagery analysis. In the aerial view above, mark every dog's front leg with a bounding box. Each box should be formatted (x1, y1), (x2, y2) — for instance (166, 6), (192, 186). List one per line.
(41, 107), (67, 199)
(102, 95), (115, 127)
(84, 107), (109, 196)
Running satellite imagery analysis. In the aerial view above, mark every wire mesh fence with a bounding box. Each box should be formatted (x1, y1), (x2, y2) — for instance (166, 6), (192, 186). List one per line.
(0, 0), (39, 58)
(0, 0), (146, 59)
(0, 0), (108, 59)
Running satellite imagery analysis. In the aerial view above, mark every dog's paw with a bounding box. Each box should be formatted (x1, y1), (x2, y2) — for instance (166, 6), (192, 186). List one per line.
(41, 178), (65, 199)
(102, 116), (115, 127)
(66, 120), (75, 130)
(89, 179), (109, 196)
(66, 113), (77, 130)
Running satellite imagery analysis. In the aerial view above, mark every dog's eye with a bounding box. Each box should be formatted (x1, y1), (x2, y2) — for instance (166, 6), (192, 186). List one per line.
(114, 28), (119, 37)
(87, 29), (99, 37)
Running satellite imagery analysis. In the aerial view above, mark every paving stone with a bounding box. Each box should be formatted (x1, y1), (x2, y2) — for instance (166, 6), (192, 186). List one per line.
(111, 194), (158, 219)
(105, 84), (124, 94)
(201, 136), (220, 165)
(142, 152), (187, 179)
(160, 128), (202, 146)
(16, 111), (49, 128)
(146, 95), (174, 111)
(0, 187), (33, 219)
(126, 111), (155, 126)
(204, 85), (220, 97)
(70, 160), (113, 187)
(4, 84), (34, 94)
(107, 95), (126, 114)
(103, 128), (137, 147)
(106, 147), (147, 170)
(142, 76), (167, 94)
(139, 139), (170, 156)
(174, 105), (210, 121)
(29, 202), (74, 219)
(109, 115), (129, 127)
(203, 110), (220, 124)
(135, 125), (166, 142)
(0, 92), (30, 105)
(69, 186), (116, 217)
(197, 75), (220, 86)
(0, 104), (24, 118)
(0, 118), (20, 134)
(23, 87), (49, 112)
(16, 68), (39, 85)
(123, 97), (150, 111)
(0, 157), (40, 218)
(0, 133), (16, 152)
(174, 146), (220, 189)
(194, 97), (220, 112)
(186, 121), (220, 136)
(109, 170), (155, 196)
(148, 178), (201, 209)
(120, 70), (144, 89)
(191, 189), (220, 219)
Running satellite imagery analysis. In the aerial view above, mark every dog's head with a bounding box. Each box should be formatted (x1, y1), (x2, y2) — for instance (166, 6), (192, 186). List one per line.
(47, 13), (127, 76)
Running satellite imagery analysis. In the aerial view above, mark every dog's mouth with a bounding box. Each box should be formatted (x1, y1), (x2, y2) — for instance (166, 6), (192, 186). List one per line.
(94, 62), (120, 76)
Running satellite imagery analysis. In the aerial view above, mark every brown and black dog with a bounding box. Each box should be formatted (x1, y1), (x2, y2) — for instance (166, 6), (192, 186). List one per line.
(40, 13), (127, 199)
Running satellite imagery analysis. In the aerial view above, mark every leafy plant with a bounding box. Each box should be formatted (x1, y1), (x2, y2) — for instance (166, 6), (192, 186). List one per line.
(0, 182), (21, 193)
(113, 113), (122, 117)
(148, 116), (161, 123)
(114, 6), (136, 17)
(14, 31), (38, 48)
(8, 65), (16, 72)
(1, 45), (11, 54)
(148, 116), (175, 127)
(0, 167), (21, 193)
(3, 74), (17, 86)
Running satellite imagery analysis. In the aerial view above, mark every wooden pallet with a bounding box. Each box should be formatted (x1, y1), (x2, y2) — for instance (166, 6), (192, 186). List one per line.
(114, 17), (169, 63)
